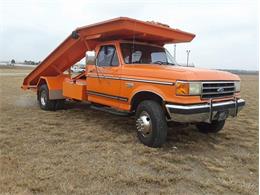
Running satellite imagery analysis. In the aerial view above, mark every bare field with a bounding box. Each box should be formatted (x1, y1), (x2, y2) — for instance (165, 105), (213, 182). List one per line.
(0, 67), (258, 194)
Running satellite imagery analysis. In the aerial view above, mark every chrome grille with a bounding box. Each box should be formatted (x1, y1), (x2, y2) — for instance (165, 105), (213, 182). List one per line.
(201, 82), (235, 99)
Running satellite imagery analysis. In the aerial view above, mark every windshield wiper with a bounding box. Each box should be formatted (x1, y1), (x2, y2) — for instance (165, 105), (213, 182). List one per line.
(153, 61), (175, 66)
(166, 62), (175, 65)
(152, 61), (165, 65)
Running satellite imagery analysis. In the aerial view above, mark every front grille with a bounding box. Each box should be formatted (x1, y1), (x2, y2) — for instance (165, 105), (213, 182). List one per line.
(201, 82), (235, 99)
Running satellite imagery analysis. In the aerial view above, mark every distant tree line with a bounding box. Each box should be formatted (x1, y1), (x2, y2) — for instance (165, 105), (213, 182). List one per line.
(24, 60), (41, 65)
(8, 59), (41, 65)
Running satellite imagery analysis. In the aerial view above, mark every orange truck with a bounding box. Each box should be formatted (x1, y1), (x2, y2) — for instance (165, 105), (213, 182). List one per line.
(22, 17), (245, 147)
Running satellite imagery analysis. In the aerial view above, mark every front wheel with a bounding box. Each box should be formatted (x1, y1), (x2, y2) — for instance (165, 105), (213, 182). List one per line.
(196, 120), (225, 133)
(135, 100), (168, 147)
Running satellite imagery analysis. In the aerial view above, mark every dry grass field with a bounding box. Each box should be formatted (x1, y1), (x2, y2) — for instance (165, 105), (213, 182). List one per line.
(0, 67), (258, 194)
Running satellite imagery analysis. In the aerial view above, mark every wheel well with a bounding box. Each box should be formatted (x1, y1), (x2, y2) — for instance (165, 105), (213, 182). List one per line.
(37, 79), (47, 99)
(37, 78), (47, 87)
(131, 91), (164, 112)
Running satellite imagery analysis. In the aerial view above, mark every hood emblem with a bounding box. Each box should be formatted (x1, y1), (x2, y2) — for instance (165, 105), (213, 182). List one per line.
(217, 87), (225, 93)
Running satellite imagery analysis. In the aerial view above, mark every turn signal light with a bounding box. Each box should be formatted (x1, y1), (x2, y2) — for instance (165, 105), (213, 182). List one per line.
(176, 82), (189, 95)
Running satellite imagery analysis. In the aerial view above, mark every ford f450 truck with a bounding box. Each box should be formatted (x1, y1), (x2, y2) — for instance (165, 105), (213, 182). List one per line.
(22, 17), (245, 147)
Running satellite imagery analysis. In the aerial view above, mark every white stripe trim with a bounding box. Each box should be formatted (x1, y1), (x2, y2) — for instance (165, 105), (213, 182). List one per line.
(87, 74), (174, 85)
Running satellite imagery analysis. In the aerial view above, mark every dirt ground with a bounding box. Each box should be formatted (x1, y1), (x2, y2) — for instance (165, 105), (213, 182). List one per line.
(0, 67), (258, 194)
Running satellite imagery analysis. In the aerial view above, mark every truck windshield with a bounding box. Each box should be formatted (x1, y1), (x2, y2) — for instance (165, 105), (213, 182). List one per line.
(120, 43), (176, 65)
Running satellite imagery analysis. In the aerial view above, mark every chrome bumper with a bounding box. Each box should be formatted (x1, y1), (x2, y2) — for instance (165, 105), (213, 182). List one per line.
(165, 99), (245, 123)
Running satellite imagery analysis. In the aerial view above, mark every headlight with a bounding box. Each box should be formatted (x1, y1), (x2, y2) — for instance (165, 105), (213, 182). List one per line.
(189, 82), (202, 95)
(234, 81), (240, 92)
(176, 81), (201, 95)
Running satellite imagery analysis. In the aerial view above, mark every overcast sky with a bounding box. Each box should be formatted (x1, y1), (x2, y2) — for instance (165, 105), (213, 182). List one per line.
(0, 0), (258, 70)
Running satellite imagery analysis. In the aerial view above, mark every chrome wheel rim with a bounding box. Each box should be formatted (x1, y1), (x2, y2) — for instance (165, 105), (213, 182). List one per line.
(40, 91), (47, 106)
(136, 111), (152, 137)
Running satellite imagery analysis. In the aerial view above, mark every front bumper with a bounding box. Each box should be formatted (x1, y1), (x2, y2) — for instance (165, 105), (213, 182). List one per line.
(165, 98), (245, 123)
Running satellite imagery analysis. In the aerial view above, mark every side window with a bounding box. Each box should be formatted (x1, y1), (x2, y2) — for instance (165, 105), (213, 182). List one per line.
(111, 51), (119, 66)
(96, 45), (119, 66)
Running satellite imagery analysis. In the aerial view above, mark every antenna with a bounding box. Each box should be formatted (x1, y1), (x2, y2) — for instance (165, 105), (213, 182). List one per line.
(186, 50), (191, 67)
(131, 21), (137, 63)
(95, 57), (100, 78)
(174, 44), (176, 61)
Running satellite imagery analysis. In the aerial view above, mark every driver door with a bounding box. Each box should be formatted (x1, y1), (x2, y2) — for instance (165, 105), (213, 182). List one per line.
(87, 45), (122, 108)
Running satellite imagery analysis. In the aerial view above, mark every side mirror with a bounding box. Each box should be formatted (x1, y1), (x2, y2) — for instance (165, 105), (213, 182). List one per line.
(85, 53), (89, 65)
(85, 51), (96, 65)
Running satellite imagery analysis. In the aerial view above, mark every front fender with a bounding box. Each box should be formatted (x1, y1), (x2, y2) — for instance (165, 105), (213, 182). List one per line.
(129, 84), (167, 102)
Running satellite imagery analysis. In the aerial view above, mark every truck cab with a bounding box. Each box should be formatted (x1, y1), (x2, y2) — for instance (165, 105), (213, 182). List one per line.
(22, 17), (245, 147)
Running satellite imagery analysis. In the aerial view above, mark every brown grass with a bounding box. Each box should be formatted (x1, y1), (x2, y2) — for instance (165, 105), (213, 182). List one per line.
(0, 67), (258, 194)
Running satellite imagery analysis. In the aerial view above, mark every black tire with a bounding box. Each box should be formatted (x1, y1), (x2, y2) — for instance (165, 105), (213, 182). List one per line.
(38, 84), (57, 111)
(55, 99), (65, 110)
(196, 120), (225, 133)
(135, 100), (168, 147)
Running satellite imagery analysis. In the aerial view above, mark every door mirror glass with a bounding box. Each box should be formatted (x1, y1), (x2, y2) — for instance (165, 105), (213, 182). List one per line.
(86, 51), (95, 65)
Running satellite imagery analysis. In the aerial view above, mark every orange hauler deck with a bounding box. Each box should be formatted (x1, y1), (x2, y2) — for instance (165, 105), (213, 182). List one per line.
(22, 17), (245, 148)
(22, 17), (195, 89)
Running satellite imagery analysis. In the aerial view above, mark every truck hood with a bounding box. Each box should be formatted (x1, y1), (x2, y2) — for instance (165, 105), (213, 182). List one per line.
(121, 65), (240, 81)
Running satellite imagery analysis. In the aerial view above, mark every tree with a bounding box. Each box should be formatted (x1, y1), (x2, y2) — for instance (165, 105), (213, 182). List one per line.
(11, 59), (15, 65)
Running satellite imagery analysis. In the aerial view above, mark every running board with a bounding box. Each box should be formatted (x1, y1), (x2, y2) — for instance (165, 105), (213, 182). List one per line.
(90, 105), (132, 116)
